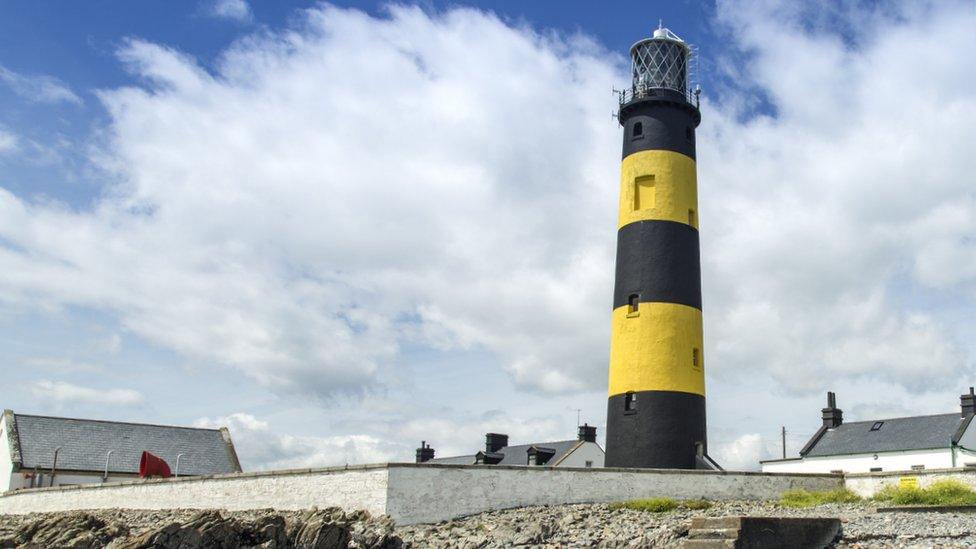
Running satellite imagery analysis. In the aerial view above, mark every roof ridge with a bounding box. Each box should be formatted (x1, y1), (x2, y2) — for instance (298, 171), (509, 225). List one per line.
(13, 412), (223, 432)
(838, 412), (960, 425)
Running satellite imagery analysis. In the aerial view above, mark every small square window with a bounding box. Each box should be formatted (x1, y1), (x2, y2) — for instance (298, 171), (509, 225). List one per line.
(627, 294), (639, 316)
(632, 122), (643, 138)
(870, 421), (884, 431)
(869, 467), (882, 472)
(911, 465), (925, 471)
(585, 460), (593, 468)
(624, 392), (637, 412)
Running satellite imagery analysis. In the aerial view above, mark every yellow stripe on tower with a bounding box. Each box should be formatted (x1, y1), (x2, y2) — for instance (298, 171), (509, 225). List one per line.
(607, 302), (704, 397)
(618, 150), (698, 229)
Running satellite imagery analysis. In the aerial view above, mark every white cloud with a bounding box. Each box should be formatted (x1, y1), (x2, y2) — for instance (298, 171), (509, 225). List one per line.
(31, 380), (143, 406)
(195, 413), (399, 469)
(714, 433), (767, 471)
(0, 65), (81, 105)
(0, 129), (17, 154)
(0, 5), (618, 398)
(206, 0), (252, 23)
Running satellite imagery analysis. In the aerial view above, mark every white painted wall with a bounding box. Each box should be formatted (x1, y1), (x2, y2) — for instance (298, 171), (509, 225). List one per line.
(384, 464), (841, 524)
(0, 465), (390, 518)
(555, 442), (604, 468)
(762, 448), (953, 474)
(0, 423), (13, 492)
(845, 468), (976, 498)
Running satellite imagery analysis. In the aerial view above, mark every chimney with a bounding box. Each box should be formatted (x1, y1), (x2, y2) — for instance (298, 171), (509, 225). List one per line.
(485, 433), (508, 453)
(822, 391), (843, 428)
(578, 423), (597, 443)
(961, 387), (976, 418)
(415, 441), (434, 463)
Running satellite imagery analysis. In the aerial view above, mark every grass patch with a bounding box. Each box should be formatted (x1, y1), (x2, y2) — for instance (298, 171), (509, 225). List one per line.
(610, 497), (712, 513)
(873, 479), (976, 506)
(779, 488), (862, 508)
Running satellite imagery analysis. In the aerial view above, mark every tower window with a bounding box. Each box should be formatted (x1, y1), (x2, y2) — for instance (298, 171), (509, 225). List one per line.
(624, 392), (637, 412)
(627, 293), (639, 315)
(632, 122), (643, 138)
(688, 209), (696, 227)
(692, 348), (700, 369)
(686, 126), (693, 141)
(633, 175), (655, 211)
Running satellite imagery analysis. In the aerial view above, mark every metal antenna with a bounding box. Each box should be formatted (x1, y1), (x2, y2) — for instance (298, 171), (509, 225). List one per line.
(574, 408), (582, 427)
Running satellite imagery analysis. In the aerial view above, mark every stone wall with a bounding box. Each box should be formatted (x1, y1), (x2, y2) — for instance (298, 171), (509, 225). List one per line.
(0, 464), (389, 518)
(387, 464), (842, 525)
(0, 462), (842, 526)
(845, 467), (976, 498)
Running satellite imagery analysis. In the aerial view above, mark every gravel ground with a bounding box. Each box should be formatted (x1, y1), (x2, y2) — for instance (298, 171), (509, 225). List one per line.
(2, 501), (976, 547)
(397, 501), (976, 548)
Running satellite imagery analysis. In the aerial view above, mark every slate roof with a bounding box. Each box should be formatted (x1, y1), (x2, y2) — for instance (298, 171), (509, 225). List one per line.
(804, 413), (966, 457)
(6, 412), (242, 476)
(430, 439), (583, 466)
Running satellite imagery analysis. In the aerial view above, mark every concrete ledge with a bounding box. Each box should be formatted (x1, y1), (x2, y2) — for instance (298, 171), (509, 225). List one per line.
(0, 464), (845, 525)
(876, 504), (976, 513)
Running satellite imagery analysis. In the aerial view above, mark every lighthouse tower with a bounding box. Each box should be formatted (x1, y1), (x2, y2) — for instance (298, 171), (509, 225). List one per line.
(605, 26), (713, 469)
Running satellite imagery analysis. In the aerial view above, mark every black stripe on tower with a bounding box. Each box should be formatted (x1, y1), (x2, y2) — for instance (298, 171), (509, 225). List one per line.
(613, 220), (701, 310)
(620, 90), (700, 160)
(605, 390), (706, 469)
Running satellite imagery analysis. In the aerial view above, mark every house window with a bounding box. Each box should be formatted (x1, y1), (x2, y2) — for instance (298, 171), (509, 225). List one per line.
(624, 392), (637, 412)
(871, 421), (884, 431)
(585, 460), (593, 468)
(692, 348), (701, 369)
(869, 467), (882, 472)
(911, 465), (925, 471)
(830, 469), (843, 474)
(632, 122), (643, 138)
(627, 293), (639, 315)
(633, 175), (655, 211)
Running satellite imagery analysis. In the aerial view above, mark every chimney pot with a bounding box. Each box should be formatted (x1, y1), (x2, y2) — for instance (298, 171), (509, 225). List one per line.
(822, 391), (843, 428)
(961, 387), (976, 418)
(415, 441), (435, 463)
(577, 423), (597, 443)
(485, 433), (508, 453)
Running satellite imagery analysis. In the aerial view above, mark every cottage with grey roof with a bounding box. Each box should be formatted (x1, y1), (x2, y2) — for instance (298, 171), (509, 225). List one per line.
(0, 409), (242, 491)
(416, 425), (605, 468)
(761, 389), (976, 474)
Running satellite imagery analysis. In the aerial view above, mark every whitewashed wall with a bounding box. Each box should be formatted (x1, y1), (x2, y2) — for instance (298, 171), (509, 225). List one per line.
(0, 423), (12, 492)
(555, 442), (605, 468)
(845, 468), (976, 498)
(385, 464), (842, 524)
(0, 465), (389, 518)
(762, 449), (954, 474)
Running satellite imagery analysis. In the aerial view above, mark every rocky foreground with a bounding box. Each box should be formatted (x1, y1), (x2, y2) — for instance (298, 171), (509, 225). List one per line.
(2, 501), (976, 548)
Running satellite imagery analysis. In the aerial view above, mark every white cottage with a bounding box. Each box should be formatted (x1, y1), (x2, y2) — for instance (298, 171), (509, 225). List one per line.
(761, 390), (976, 474)
(1, 409), (242, 491)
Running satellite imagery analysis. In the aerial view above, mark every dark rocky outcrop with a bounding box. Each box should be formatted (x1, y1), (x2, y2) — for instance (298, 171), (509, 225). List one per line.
(0, 508), (401, 549)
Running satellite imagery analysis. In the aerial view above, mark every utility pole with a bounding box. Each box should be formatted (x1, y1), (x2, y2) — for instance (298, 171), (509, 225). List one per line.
(781, 426), (787, 459)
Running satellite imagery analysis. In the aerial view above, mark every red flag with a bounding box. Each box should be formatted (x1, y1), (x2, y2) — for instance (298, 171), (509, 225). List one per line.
(138, 451), (172, 478)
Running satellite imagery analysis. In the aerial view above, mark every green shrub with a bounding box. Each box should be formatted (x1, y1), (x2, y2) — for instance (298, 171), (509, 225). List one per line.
(610, 497), (678, 512)
(873, 479), (976, 506)
(681, 499), (713, 510)
(779, 488), (862, 508)
(610, 497), (712, 512)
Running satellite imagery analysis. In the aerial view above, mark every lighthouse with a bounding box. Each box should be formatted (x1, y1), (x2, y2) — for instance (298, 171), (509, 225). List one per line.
(604, 26), (715, 469)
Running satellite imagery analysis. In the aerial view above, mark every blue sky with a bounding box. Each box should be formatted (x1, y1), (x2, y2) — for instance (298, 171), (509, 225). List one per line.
(1, 0), (975, 470)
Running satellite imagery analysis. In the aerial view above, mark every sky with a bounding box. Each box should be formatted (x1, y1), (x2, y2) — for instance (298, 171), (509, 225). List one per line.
(0, 0), (975, 472)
